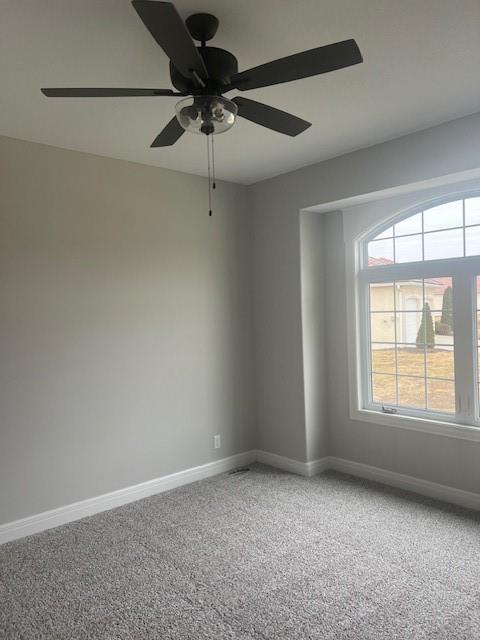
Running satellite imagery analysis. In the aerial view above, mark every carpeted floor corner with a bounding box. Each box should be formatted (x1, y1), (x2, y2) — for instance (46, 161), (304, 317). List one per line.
(0, 464), (479, 639)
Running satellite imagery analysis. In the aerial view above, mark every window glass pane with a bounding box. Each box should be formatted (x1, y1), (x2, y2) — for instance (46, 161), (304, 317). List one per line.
(431, 309), (454, 348)
(396, 312), (424, 344)
(423, 228), (463, 261)
(423, 200), (463, 232)
(367, 199), (480, 269)
(369, 282), (394, 311)
(394, 212), (422, 236)
(373, 226), (393, 240)
(429, 283), (454, 380)
(465, 225), (480, 256)
(368, 277), (456, 416)
(398, 376), (426, 409)
(372, 373), (397, 405)
(477, 311), (480, 347)
(394, 234), (422, 263)
(426, 349), (454, 380)
(397, 345), (425, 377)
(368, 238), (394, 266)
(465, 197), (480, 226)
(395, 279), (423, 312)
(371, 344), (396, 374)
(427, 379), (455, 413)
(425, 277), (452, 311)
(371, 312), (395, 342)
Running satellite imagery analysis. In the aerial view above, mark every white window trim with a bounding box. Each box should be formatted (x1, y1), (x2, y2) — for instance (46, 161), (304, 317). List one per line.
(344, 188), (480, 443)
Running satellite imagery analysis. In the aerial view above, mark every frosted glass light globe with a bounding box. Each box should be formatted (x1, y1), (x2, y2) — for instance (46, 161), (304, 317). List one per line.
(175, 96), (238, 135)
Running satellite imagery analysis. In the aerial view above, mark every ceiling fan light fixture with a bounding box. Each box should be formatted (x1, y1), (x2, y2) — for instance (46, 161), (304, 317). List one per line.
(175, 96), (238, 135)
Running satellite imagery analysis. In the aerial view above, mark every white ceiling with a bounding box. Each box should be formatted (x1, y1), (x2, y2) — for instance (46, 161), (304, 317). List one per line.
(1, 0), (480, 184)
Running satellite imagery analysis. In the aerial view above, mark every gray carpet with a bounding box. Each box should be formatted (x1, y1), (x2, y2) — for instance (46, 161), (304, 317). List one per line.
(1, 464), (479, 639)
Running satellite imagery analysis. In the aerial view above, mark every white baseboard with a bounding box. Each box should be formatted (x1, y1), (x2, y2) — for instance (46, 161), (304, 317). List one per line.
(255, 449), (329, 477)
(0, 450), (256, 546)
(255, 451), (480, 510)
(306, 456), (331, 476)
(0, 448), (327, 545)
(2, 449), (478, 546)
(327, 456), (480, 511)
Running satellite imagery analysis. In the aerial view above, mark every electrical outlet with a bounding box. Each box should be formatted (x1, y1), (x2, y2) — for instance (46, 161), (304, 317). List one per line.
(213, 434), (221, 449)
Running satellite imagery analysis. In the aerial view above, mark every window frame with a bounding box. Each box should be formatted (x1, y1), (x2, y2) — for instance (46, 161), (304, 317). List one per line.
(352, 193), (480, 442)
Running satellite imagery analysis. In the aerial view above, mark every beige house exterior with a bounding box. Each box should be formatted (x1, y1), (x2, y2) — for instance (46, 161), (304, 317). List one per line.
(370, 279), (450, 345)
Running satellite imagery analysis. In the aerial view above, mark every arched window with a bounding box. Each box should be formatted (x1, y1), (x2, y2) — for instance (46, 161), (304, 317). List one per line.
(367, 197), (480, 266)
(358, 195), (480, 429)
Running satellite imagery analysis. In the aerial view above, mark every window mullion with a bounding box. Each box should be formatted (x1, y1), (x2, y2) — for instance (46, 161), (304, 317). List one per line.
(451, 272), (475, 425)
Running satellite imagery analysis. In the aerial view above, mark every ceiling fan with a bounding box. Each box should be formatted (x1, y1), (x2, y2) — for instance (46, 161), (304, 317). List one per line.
(41, 0), (363, 148)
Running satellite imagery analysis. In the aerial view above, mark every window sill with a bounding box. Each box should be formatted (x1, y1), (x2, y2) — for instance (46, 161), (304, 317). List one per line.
(351, 407), (480, 443)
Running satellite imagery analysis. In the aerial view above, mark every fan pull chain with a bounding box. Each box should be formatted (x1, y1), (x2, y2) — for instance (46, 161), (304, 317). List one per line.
(211, 134), (216, 191)
(206, 133), (212, 216)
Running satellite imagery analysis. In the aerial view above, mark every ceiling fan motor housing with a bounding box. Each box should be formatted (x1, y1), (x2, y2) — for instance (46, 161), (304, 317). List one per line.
(170, 47), (238, 94)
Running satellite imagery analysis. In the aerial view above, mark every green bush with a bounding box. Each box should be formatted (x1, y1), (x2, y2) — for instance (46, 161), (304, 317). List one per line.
(435, 321), (453, 336)
(417, 302), (435, 348)
(441, 286), (453, 330)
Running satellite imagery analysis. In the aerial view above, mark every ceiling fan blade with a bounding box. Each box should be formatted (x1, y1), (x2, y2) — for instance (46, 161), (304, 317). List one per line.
(41, 88), (184, 97)
(233, 97), (311, 136)
(132, 1), (208, 82)
(229, 39), (362, 91)
(151, 117), (185, 147)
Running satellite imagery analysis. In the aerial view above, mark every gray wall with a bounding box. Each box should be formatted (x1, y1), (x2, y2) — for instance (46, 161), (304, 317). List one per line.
(0, 136), (255, 524)
(250, 111), (480, 492)
(300, 212), (328, 461)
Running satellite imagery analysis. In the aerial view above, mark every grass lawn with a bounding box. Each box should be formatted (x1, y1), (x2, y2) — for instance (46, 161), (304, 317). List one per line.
(371, 348), (455, 413)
